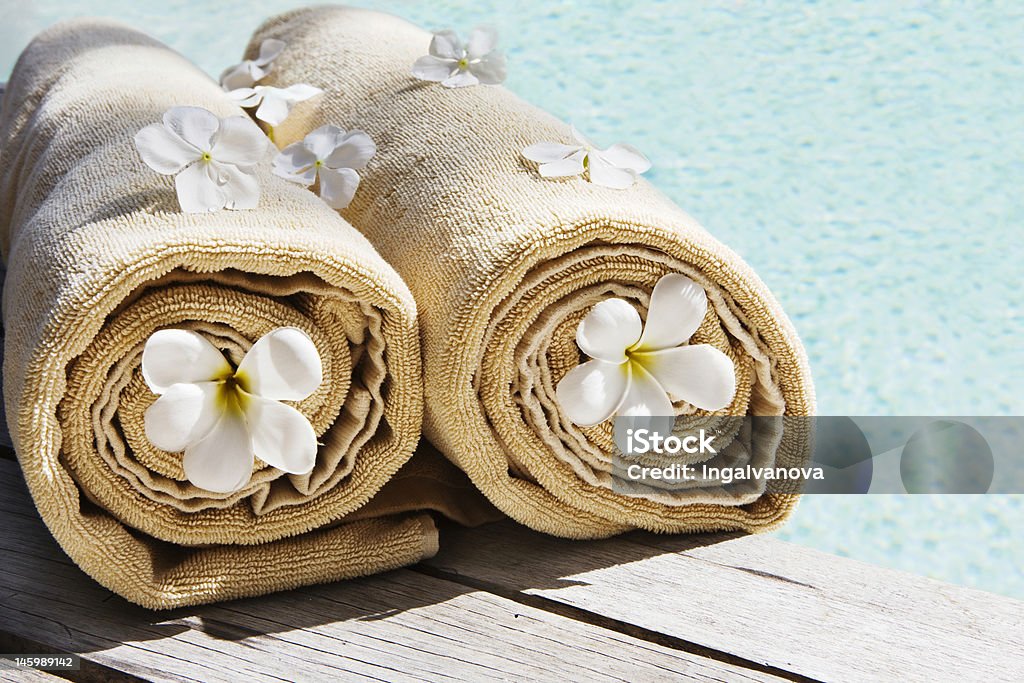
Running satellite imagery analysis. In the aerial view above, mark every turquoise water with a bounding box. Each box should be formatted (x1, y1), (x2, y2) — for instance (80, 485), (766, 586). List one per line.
(2, 2), (1021, 598)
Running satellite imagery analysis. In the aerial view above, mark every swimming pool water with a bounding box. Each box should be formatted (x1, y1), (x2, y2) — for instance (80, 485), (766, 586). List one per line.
(2, 1), (1021, 599)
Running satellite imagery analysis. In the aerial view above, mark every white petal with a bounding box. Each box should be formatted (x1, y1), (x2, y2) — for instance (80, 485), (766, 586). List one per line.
(466, 26), (498, 59)
(274, 165), (318, 186)
(217, 163), (260, 210)
(248, 64), (271, 83)
(555, 359), (629, 427)
(281, 83), (323, 102)
(538, 149), (586, 177)
(570, 124), (595, 148)
(224, 87), (261, 108)
(220, 62), (259, 90)
(325, 130), (376, 170)
(469, 51), (506, 85)
(412, 55), (457, 82)
(618, 363), (674, 419)
(205, 158), (230, 185)
(442, 70), (479, 88)
(212, 116), (267, 168)
(272, 144), (318, 184)
(237, 327), (322, 401)
(144, 381), (221, 452)
(273, 164), (317, 186)
(429, 29), (463, 60)
(634, 274), (708, 351)
(163, 106), (219, 151)
(134, 123), (199, 175)
(634, 345), (736, 411)
(318, 166), (360, 209)
(142, 329), (231, 394)
(255, 38), (286, 66)
(601, 143), (652, 173)
(244, 396), (317, 474)
(253, 91), (292, 127)
(588, 154), (636, 189)
(577, 298), (643, 363)
(175, 161), (225, 213)
(302, 124), (343, 160)
(183, 413), (253, 493)
(522, 142), (579, 164)
(274, 141), (317, 172)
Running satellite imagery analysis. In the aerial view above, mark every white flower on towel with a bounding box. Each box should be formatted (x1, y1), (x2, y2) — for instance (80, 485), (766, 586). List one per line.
(134, 106), (268, 213)
(225, 84), (323, 128)
(522, 125), (651, 189)
(412, 27), (507, 88)
(142, 327), (323, 494)
(220, 38), (286, 90)
(556, 274), (736, 426)
(272, 124), (376, 209)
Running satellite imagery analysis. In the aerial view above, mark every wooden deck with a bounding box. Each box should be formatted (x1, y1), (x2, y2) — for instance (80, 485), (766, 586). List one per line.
(1, 445), (1022, 682)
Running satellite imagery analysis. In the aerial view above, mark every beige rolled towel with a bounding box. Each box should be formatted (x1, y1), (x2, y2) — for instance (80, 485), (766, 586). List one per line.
(252, 6), (816, 539)
(0, 19), (492, 609)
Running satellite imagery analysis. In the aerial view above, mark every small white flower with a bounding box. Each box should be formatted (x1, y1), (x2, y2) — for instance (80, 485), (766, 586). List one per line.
(556, 274), (736, 426)
(142, 327), (323, 494)
(220, 38), (286, 90)
(134, 106), (268, 213)
(412, 27), (507, 88)
(225, 84), (323, 128)
(272, 124), (376, 209)
(522, 125), (652, 190)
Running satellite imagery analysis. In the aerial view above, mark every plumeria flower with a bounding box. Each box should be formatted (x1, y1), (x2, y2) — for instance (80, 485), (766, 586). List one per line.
(412, 27), (507, 88)
(220, 38), (286, 90)
(556, 274), (736, 426)
(142, 327), (323, 493)
(522, 125), (652, 189)
(135, 106), (267, 213)
(272, 125), (376, 209)
(225, 84), (323, 128)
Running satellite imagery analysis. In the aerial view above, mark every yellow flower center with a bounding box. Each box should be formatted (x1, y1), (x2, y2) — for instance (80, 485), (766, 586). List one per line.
(314, 159), (323, 168)
(458, 57), (469, 70)
(201, 151), (212, 162)
(214, 369), (252, 415)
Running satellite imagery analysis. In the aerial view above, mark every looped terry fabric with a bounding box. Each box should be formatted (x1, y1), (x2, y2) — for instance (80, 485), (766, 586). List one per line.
(252, 6), (816, 539)
(0, 19), (453, 608)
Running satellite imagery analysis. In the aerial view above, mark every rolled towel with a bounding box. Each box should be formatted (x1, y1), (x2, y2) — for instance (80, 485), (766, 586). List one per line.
(252, 6), (815, 539)
(0, 19), (462, 608)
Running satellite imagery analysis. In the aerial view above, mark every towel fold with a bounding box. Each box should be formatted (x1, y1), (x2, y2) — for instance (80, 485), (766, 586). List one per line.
(0, 19), (477, 609)
(251, 6), (816, 539)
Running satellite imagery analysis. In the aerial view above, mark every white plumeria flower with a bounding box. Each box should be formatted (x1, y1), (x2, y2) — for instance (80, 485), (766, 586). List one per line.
(225, 84), (323, 128)
(134, 106), (268, 213)
(522, 125), (652, 190)
(411, 27), (507, 88)
(220, 38), (286, 90)
(142, 327), (323, 494)
(556, 274), (736, 426)
(272, 124), (376, 209)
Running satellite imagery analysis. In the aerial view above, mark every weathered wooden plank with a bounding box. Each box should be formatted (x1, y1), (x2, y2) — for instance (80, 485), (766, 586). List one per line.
(0, 667), (67, 682)
(0, 458), (781, 682)
(425, 520), (1024, 683)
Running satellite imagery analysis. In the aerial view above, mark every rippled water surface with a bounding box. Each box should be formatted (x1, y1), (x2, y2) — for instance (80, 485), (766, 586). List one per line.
(2, 1), (1021, 598)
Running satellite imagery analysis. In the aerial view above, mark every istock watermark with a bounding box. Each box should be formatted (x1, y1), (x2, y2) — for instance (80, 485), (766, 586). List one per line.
(624, 427), (718, 455)
(610, 416), (1024, 496)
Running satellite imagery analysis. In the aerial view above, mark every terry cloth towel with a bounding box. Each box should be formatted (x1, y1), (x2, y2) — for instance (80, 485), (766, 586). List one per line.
(251, 6), (816, 539)
(0, 19), (488, 609)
